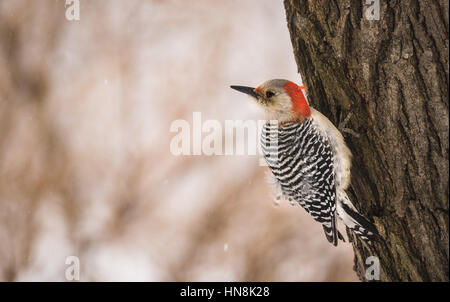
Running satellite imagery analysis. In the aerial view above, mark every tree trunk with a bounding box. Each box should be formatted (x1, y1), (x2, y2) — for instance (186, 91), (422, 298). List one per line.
(284, 0), (448, 281)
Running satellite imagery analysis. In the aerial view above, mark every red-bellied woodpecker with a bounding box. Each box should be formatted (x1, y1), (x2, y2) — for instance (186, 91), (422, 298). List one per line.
(231, 79), (378, 246)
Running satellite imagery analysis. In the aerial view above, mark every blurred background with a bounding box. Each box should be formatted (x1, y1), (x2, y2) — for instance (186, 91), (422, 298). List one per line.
(0, 0), (358, 281)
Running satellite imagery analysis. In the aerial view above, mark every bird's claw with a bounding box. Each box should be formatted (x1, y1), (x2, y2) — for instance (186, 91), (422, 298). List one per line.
(338, 110), (361, 138)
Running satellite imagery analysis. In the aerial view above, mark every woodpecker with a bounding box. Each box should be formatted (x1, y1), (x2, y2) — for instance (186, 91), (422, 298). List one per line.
(230, 79), (378, 246)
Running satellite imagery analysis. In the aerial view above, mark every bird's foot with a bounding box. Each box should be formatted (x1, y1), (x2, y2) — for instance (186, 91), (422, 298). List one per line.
(338, 110), (360, 138)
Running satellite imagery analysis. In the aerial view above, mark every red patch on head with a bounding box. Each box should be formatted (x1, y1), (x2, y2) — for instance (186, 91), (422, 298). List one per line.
(282, 81), (310, 120)
(254, 84), (263, 93)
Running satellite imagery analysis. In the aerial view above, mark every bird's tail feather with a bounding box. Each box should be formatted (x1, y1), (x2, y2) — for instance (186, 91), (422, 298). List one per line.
(322, 215), (345, 246)
(336, 190), (379, 245)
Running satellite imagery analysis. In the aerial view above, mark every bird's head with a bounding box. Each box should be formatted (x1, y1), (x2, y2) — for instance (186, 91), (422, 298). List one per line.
(231, 79), (310, 122)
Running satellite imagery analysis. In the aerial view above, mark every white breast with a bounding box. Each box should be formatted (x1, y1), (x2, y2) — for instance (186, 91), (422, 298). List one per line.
(310, 108), (352, 190)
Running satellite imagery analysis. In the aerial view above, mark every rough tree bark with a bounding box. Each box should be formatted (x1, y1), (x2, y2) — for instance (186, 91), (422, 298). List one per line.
(284, 0), (448, 281)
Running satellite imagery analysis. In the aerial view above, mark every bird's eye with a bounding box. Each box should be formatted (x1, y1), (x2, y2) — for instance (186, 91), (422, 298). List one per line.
(265, 91), (275, 98)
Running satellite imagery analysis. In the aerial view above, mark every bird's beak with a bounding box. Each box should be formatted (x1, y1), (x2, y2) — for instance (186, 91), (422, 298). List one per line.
(230, 85), (259, 99)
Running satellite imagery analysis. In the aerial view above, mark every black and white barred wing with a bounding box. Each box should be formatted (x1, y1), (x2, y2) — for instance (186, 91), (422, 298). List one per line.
(262, 120), (344, 245)
(287, 134), (342, 245)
